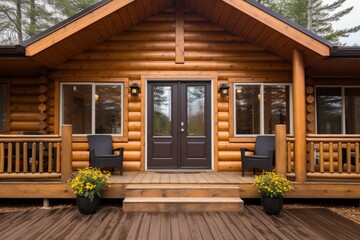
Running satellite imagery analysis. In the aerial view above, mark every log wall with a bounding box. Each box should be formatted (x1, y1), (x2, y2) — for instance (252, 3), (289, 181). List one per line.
(5, 8), (293, 171)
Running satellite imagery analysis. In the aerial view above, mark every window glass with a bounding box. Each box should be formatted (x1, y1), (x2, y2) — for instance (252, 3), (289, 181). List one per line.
(62, 83), (123, 135)
(345, 88), (360, 134)
(95, 85), (122, 134)
(316, 87), (342, 134)
(264, 85), (290, 134)
(235, 85), (260, 134)
(0, 84), (6, 132)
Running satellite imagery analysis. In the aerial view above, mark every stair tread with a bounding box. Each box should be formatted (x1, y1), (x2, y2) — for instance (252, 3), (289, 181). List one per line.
(123, 197), (244, 203)
(126, 185), (240, 190)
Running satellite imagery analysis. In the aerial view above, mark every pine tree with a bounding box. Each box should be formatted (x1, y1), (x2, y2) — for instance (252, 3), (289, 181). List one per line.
(258, 0), (360, 45)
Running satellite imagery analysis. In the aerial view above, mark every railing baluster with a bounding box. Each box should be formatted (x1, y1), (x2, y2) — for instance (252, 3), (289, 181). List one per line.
(0, 143), (4, 173)
(48, 143), (53, 173)
(329, 143), (334, 173)
(7, 143), (12, 173)
(56, 142), (61, 173)
(338, 142), (342, 173)
(15, 143), (20, 173)
(39, 142), (44, 173)
(287, 142), (292, 173)
(356, 143), (359, 174)
(23, 143), (28, 173)
(31, 143), (36, 173)
(319, 142), (324, 173)
(309, 142), (314, 173)
(346, 143), (351, 173)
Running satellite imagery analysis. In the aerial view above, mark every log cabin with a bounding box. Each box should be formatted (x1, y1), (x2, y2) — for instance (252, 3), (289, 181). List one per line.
(0, 0), (359, 202)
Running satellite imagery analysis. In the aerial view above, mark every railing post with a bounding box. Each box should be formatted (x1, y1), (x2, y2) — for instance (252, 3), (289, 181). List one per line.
(275, 125), (287, 176)
(61, 125), (73, 182)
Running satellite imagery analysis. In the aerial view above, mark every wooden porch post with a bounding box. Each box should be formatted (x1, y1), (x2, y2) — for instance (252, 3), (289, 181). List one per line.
(275, 125), (287, 176)
(61, 125), (73, 182)
(293, 49), (307, 182)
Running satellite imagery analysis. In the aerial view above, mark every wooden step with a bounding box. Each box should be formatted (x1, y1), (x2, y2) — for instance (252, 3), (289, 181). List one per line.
(126, 184), (240, 198)
(122, 197), (244, 212)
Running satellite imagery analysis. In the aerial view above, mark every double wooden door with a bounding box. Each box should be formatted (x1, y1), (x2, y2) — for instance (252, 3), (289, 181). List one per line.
(147, 81), (211, 169)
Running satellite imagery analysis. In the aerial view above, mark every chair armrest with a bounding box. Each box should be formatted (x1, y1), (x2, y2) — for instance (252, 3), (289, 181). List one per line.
(240, 148), (254, 158)
(113, 147), (125, 157)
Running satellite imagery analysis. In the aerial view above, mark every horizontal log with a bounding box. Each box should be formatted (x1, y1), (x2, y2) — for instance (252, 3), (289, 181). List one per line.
(57, 60), (292, 71)
(94, 41), (175, 51)
(74, 51), (175, 61)
(184, 32), (244, 41)
(11, 87), (40, 94)
(218, 122), (229, 131)
(128, 122), (141, 131)
(10, 113), (42, 121)
(113, 32), (175, 41)
(11, 95), (39, 104)
(128, 102), (141, 112)
(184, 22), (224, 32)
(10, 105), (39, 112)
(72, 161), (89, 169)
(128, 112), (141, 121)
(131, 22), (175, 31)
(72, 141), (141, 151)
(218, 151), (241, 161)
(218, 142), (255, 151)
(307, 173), (360, 179)
(128, 131), (141, 141)
(217, 102), (229, 112)
(123, 161), (141, 171)
(218, 161), (241, 171)
(10, 122), (41, 131)
(218, 112), (229, 121)
(218, 132), (229, 141)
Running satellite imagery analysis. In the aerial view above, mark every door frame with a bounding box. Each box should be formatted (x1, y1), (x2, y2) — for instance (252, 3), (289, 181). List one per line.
(142, 76), (217, 171)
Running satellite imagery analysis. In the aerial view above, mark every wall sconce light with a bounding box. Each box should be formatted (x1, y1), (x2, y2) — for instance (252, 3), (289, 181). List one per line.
(130, 83), (140, 96)
(219, 83), (230, 97)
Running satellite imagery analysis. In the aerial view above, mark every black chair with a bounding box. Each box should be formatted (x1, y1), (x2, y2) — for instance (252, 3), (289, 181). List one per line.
(241, 136), (275, 176)
(87, 135), (124, 176)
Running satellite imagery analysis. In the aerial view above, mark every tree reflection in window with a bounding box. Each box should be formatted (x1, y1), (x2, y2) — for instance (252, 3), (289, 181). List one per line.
(187, 86), (205, 136)
(153, 86), (172, 136)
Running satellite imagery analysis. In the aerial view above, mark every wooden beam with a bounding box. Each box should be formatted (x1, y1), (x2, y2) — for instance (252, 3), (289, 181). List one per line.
(175, 0), (185, 64)
(25, 0), (135, 56)
(222, 0), (330, 56)
(275, 124), (287, 176)
(293, 49), (307, 182)
(61, 125), (73, 182)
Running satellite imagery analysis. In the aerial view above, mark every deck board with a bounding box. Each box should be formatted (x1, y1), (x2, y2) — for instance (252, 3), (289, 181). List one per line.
(0, 206), (359, 239)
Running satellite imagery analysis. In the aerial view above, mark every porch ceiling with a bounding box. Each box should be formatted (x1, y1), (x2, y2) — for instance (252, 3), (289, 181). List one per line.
(18, 0), (332, 71)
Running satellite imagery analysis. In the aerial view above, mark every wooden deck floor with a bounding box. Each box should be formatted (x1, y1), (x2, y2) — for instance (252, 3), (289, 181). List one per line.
(0, 206), (359, 240)
(109, 171), (255, 184)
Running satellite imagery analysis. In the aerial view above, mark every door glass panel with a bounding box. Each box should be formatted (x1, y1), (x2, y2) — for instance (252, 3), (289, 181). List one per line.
(153, 86), (172, 136)
(187, 86), (205, 136)
(345, 88), (360, 134)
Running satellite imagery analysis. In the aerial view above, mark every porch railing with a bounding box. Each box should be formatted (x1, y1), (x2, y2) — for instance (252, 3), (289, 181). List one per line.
(0, 125), (72, 182)
(276, 125), (360, 180)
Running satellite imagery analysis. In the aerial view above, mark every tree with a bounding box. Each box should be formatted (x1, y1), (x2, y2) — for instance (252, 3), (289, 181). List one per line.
(258, 0), (360, 45)
(0, 0), (99, 45)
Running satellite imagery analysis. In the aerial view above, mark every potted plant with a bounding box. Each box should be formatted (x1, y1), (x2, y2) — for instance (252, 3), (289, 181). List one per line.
(253, 171), (293, 215)
(69, 167), (111, 214)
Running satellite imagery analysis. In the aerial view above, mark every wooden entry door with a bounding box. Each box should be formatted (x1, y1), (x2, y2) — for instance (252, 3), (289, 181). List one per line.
(147, 81), (211, 169)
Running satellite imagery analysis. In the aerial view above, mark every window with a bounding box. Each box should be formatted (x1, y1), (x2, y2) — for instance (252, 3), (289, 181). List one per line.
(61, 83), (123, 135)
(0, 84), (7, 132)
(234, 83), (291, 135)
(316, 86), (360, 134)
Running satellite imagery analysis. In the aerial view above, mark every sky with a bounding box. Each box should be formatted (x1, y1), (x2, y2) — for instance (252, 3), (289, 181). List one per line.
(323, 0), (360, 46)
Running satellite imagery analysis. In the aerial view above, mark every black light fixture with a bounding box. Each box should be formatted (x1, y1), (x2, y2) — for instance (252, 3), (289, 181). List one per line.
(130, 83), (140, 96)
(219, 83), (230, 97)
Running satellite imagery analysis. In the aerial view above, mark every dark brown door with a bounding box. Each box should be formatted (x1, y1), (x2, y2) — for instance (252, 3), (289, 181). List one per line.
(147, 81), (211, 169)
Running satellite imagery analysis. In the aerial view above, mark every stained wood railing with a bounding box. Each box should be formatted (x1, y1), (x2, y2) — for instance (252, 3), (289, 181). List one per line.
(0, 125), (72, 182)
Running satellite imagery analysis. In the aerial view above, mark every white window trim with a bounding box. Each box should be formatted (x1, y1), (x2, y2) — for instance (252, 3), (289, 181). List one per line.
(315, 85), (360, 134)
(60, 82), (124, 136)
(233, 83), (293, 137)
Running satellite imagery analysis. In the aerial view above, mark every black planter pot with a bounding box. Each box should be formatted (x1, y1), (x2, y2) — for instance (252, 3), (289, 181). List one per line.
(76, 196), (100, 214)
(261, 196), (283, 215)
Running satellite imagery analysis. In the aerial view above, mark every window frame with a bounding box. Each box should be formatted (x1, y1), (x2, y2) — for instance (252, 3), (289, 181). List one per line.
(60, 82), (125, 137)
(0, 83), (10, 132)
(232, 82), (293, 137)
(315, 85), (360, 134)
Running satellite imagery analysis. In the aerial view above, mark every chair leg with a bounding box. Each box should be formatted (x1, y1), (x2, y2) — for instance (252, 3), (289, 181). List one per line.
(242, 166), (245, 176)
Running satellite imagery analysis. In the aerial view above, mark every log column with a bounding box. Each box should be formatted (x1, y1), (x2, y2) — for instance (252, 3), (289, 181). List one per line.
(293, 49), (307, 182)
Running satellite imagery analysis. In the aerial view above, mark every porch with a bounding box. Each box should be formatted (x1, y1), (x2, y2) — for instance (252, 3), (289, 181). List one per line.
(0, 125), (360, 199)
(0, 205), (359, 239)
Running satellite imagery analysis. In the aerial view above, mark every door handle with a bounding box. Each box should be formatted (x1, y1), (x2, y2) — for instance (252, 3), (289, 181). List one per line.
(181, 128), (184, 132)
